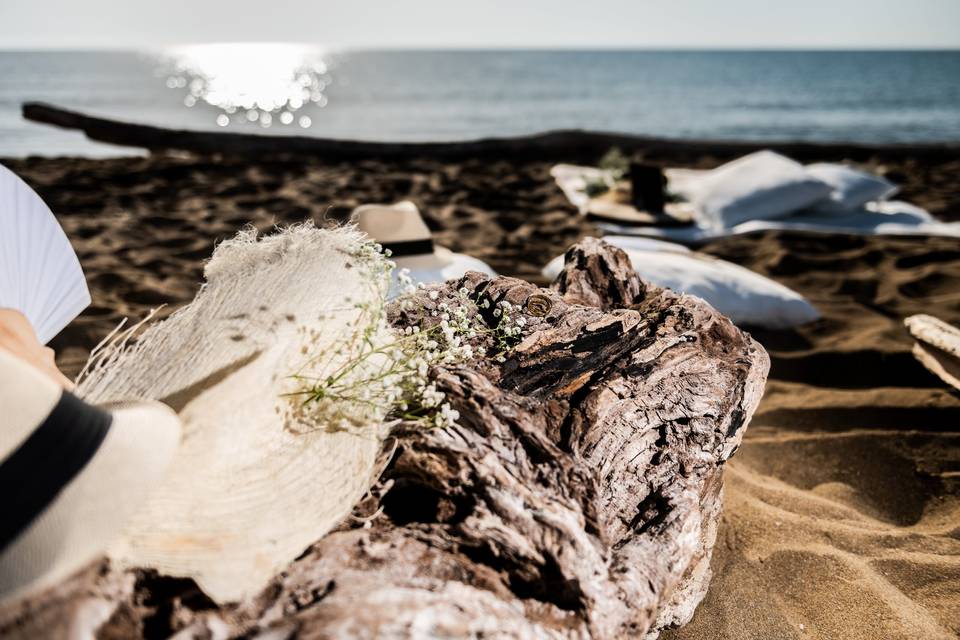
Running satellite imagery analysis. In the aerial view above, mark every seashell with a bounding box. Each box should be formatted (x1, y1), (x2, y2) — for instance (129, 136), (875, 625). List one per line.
(525, 293), (553, 317)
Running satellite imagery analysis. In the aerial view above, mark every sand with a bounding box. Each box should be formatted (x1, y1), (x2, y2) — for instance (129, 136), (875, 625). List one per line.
(4, 144), (959, 639)
(664, 231), (960, 640)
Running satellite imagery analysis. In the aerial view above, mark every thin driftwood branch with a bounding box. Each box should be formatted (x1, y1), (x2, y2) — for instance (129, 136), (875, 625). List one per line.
(0, 239), (768, 639)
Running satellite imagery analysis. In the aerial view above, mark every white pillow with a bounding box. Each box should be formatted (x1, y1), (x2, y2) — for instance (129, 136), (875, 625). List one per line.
(806, 163), (898, 213)
(664, 167), (710, 202)
(602, 235), (692, 254)
(543, 246), (819, 329)
(691, 151), (832, 230)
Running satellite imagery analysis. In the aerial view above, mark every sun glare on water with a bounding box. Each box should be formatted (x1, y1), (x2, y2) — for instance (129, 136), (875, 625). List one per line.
(159, 43), (330, 129)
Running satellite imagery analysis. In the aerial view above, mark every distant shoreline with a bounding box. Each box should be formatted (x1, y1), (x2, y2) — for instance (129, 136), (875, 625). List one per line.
(14, 102), (960, 164)
(3, 47), (960, 53)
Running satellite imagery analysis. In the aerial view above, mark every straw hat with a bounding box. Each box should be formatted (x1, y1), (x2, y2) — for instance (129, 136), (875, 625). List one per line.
(352, 201), (496, 296)
(76, 225), (388, 603)
(0, 348), (180, 604)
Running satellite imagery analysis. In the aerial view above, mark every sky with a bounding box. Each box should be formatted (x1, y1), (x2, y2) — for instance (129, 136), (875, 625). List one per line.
(1, 0), (959, 50)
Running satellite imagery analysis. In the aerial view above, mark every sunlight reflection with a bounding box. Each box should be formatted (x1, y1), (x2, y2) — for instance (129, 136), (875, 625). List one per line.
(159, 43), (331, 129)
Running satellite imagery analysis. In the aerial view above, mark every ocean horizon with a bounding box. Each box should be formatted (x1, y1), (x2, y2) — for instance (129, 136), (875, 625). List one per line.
(2, 48), (959, 157)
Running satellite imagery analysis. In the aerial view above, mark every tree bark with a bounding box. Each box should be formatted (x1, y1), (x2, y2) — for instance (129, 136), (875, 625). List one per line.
(0, 239), (768, 639)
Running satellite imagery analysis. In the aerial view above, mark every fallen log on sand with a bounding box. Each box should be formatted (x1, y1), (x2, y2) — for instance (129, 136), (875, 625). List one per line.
(0, 239), (768, 638)
(21, 101), (959, 163)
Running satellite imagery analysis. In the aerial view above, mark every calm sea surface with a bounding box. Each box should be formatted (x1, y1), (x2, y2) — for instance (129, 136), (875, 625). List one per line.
(1, 49), (958, 157)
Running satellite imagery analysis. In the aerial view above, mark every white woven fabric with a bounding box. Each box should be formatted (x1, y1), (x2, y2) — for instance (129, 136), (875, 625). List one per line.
(78, 225), (388, 603)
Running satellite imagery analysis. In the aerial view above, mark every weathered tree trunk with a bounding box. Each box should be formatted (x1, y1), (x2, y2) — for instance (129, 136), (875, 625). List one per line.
(0, 239), (768, 639)
(22, 101), (956, 162)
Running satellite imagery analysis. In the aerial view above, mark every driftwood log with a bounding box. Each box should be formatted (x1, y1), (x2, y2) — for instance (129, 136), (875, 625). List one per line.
(22, 101), (958, 162)
(0, 239), (768, 639)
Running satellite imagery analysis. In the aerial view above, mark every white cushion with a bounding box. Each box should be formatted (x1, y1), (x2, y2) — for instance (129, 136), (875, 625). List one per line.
(543, 246), (820, 329)
(691, 151), (832, 230)
(806, 163), (898, 213)
(602, 235), (692, 254)
(664, 167), (710, 201)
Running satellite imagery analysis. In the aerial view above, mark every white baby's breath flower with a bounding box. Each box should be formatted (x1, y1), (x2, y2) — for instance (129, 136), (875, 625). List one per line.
(421, 382), (444, 408)
(288, 247), (527, 435)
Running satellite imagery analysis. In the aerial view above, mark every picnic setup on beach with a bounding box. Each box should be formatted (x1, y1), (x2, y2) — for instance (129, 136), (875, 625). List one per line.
(1, 85), (959, 640)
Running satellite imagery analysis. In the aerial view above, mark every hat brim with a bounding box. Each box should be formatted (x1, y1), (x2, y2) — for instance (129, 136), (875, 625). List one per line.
(391, 246), (458, 271)
(0, 399), (180, 603)
(586, 199), (695, 227)
(387, 248), (497, 299)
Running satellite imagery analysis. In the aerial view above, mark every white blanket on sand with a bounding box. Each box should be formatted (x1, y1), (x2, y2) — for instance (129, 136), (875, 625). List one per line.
(594, 200), (960, 243)
(551, 164), (960, 243)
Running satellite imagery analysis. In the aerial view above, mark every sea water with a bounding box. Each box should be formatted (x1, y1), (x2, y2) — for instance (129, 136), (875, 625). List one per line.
(1, 48), (958, 157)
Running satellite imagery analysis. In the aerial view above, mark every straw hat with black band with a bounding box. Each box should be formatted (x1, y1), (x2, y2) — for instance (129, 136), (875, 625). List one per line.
(351, 201), (496, 295)
(0, 348), (181, 603)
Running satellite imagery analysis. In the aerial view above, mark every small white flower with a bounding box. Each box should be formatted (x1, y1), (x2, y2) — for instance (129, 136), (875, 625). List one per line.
(438, 403), (460, 427)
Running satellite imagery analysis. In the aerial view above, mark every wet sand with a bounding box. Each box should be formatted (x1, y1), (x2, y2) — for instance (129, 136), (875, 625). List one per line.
(4, 144), (959, 639)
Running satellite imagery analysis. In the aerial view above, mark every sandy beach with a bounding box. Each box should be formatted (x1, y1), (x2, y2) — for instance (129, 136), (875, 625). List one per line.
(4, 140), (960, 638)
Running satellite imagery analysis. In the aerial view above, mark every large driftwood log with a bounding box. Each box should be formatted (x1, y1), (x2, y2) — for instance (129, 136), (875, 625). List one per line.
(22, 101), (957, 162)
(0, 239), (768, 639)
